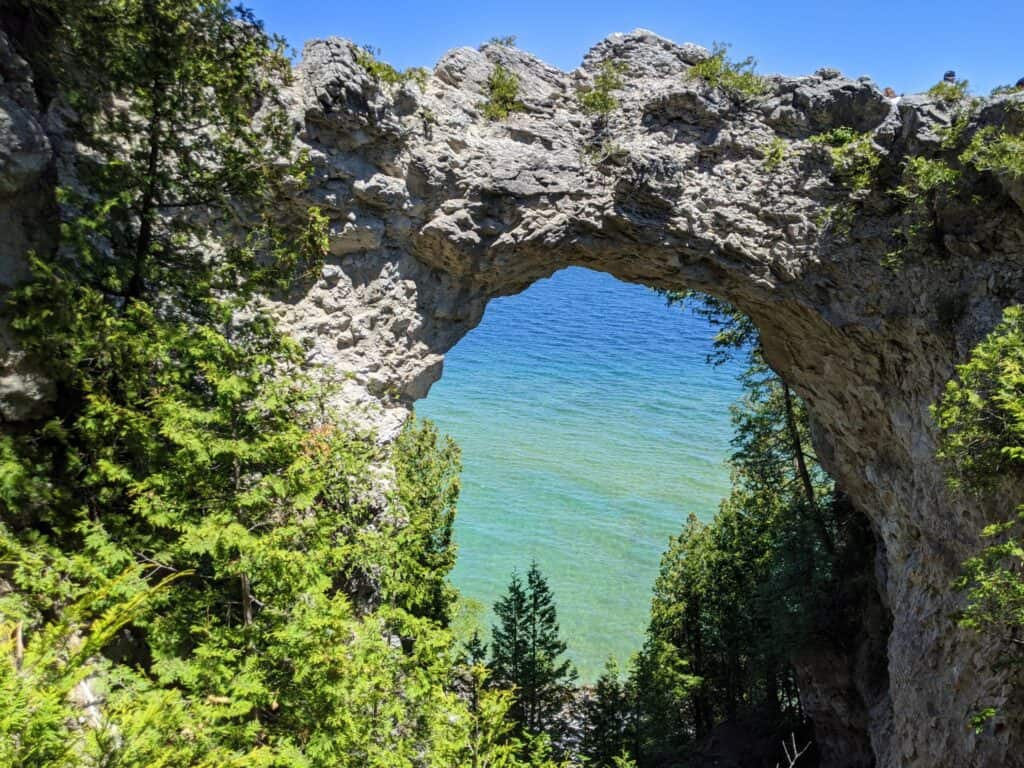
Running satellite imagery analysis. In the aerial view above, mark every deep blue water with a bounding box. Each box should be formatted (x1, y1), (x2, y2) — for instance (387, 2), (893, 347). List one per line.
(417, 267), (743, 680)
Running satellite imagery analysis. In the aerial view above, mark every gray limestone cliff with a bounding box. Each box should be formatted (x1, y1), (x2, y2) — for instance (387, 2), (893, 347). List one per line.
(4, 26), (1024, 767)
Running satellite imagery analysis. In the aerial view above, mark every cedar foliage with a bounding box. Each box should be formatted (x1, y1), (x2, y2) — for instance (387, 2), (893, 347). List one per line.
(685, 43), (769, 100)
(0, 2), (556, 765)
(581, 293), (876, 767)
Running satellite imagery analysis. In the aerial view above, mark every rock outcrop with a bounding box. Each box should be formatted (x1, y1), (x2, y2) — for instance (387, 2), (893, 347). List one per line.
(4, 25), (1024, 767)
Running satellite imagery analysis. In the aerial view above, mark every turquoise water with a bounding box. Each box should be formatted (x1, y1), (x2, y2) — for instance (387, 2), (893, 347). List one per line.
(417, 267), (744, 681)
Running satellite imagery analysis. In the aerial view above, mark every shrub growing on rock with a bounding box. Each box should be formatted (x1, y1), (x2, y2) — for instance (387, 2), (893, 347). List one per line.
(483, 62), (526, 120)
(579, 61), (628, 116)
(810, 127), (881, 191)
(686, 43), (770, 100)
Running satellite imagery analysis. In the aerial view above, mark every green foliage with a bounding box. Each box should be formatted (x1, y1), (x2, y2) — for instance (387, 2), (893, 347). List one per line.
(957, 509), (1024, 646)
(934, 305), (1024, 726)
(0, 570), (249, 768)
(810, 127), (881, 191)
(763, 136), (788, 171)
(486, 35), (518, 48)
(579, 659), (631, 767)
(928, 79), (972, 104)
(816, 203), (856, 240)
(885, 156), (963, 266)
(663, 291), (759, 366)
(21, 0), (322, 307)
(582, 141), (630, 167)
(961, 125), (1024, 180)
(355, 45), (429, 89)
(934, 306), (1024, 488)
(579, 61), (628, 116)
(483, 63), (526, 121)
(455, 662), (575, 768)
(607, 295), (873, 764)
(897, 156), (962, 200)
(991, 84), (1023, 97)
(390, 418), (462, 624)
(686, 43), (770, 101)
(939, 106), (978, 151)
(489, 562), (577, 738)
(0, 2), (505, 764)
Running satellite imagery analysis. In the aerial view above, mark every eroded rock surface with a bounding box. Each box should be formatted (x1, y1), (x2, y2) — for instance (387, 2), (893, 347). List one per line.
(5, 26), (1024, 767)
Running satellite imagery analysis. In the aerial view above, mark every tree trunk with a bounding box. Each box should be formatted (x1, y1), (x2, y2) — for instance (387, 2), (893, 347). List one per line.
(782, 383), (834, 556)
(241, 573), (254, 626)
(128, 0), (165, 302)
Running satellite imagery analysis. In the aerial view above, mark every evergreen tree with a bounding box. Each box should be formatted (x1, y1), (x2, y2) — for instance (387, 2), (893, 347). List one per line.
(490, 561), (577, 736)
(465, 629), (489, 665)
(579, 659), (631, 767)
(620, 292), (876, 762)
(0, 2), (489, 764)
(491, 570), (530, 717)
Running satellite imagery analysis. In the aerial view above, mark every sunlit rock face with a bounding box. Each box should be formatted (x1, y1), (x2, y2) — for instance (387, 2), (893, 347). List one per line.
(4, 24), (1024, 767)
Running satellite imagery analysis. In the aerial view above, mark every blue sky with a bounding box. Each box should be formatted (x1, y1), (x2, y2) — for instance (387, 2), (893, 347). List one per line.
(247, 0), (1022, 95)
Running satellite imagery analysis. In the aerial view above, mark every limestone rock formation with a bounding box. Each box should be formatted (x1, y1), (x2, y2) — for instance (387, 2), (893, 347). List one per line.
(4, 25), (1024, 767)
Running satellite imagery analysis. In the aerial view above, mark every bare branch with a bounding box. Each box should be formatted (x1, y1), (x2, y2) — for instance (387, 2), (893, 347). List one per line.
(776, 733), (812, 768)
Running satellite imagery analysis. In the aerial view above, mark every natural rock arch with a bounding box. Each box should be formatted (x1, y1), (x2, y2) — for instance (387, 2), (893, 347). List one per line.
(3, 24), (1023, 767)
(274, 31), (1024, 767)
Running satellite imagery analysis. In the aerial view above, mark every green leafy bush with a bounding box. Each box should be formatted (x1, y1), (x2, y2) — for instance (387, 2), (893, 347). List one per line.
(886, 155), (963, 265)
(934, 306), (1024, 728)
(482, 63), (526, 120)
(355, 44), (428, 89)
(485, 35), (518, 48)
(935, 305), (1024, 488)
(961, 126), (1024, 179)
(928, 79), (971, 103)
(810, 127), (881, 190)
(762, 136), (788, 171)
(686, 43), (770, 100)
(897, 156), (962, 199)
(991, 84), (1021, 97)
(579, 61), (628, 116)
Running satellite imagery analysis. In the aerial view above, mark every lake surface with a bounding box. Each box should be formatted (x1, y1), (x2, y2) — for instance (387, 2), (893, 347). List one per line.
(417, 267), (744, 681)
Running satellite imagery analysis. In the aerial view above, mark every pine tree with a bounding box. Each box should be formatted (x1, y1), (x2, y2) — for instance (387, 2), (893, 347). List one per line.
(490, 561), (577, 736)
(465, 629), (489, 666)
(580, 658), (631, 767)
(491, 570), (530, 721)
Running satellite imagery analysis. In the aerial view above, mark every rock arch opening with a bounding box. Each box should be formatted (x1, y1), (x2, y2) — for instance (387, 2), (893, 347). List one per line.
(417, 266), (744, 679)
